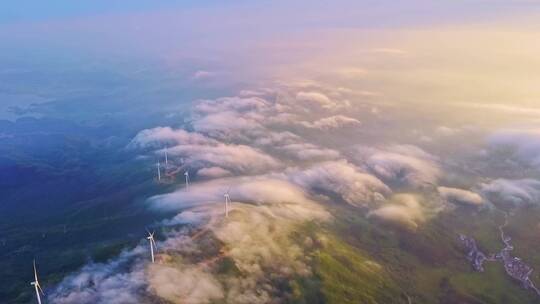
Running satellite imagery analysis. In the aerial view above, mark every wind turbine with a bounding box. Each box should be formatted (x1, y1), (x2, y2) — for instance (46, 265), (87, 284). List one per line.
(224, 188), (231, 218)
(147, 230), (157, 263)
(31, 260), (44, 304)
(156, 161), (161, 181)
(184, 171), (190, 190)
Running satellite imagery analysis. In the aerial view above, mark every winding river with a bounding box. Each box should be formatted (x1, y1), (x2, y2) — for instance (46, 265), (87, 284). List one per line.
(460, 211), (540, 297)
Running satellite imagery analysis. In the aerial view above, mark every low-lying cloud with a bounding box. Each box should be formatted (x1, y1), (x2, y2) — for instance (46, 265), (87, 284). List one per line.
(481, 178), (540, 207)
(488, 129), (540, 168)
(368, 194), (426, 230)
(438, 186), (484, 207)
(48, 248), (147, 304)
(131, 127), (282, 174)
(148, 264), (223, 304)
(356, 145), (441, 188)
(288, 160), (389, 207)
(299, 115), (361, 130)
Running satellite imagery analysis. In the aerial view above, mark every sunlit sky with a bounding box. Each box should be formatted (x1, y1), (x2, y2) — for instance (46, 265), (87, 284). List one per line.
(1, 1), (540, 111)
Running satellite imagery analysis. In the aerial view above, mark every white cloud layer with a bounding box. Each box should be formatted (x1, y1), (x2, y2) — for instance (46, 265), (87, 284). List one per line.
(356, 145), (441, 188)
(148, 176), (320, 212)
(437, 186), (484, 207)
(481, 179), (540, 206)
(295, 91), (344, 110)
(48, 248), (147, 304)
(288, 160), (389, 207)
(299, 115), (361, 130)
(488, 129), (540, 168)
(130, 127), (282, 174)
(368, 194), (425, 230)
(148, 264), (223, 304)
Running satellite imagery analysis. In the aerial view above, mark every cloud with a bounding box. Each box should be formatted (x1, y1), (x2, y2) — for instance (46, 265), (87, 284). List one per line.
(130, 127), (281, 174)
(197, 166), (232, 179)
(368, 194), (425, 230)
(252, 131), (301, 147)
(194, 97), (269, 116)
(147, 176), (320, 212)
(211, 203), (324, 275)
(170, 143), (281, 174)
(238, 89), (268, 97)
(189, 96), (273, 140)
(161, 210), (207, 226)
(130, 89), (363, 176)
(488, 129), (540, 168)
(454, 103), (540, 117)
(299, 115), (361, 130)
(191, 70), (216, 80)
(193, 111), (260, 133)
(437, 186), (484, 207)
(48, 248), (147, 304)
(130, 127), (214, 148)
(50, 173), (329, 303)
(356, 145), (441, 188)
(148, 264), (223, 304)
(288, 160), (390, 207)
(481, 179), (540, 207)
(334, 67), (368, 78)
(295, 91), (345, 110)
(189, 94), (338, 147)
(204, 192), (329, 302)
(148, 174), (329, 303)
(435, 126), (460, 136)
(278, 143), (340, 161)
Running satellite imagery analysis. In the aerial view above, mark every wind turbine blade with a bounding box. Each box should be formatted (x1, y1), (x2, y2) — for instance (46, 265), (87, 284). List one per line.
(33, 260), (38, 282)
(37, 283), (45, 295)
(36, 289), (42, 304)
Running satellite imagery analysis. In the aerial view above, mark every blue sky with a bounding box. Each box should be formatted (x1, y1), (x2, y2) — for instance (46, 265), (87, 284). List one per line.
(2, 1), (539, 25)
(0, 0), (224, 23)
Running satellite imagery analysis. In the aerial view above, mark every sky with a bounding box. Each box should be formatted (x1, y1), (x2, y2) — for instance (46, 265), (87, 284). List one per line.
(2, 0), (540, 109)
(2, 0), (539, 23)
(0, 0), (222, 23)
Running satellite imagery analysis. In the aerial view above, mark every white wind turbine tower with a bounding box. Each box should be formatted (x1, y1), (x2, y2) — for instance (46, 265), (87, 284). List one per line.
(31, 260), (44, 304)
(184, 171), (190, 190)
(156, 161), (161, 181)
(224, 188), (231, 218)
(147, 230), (157, 263)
